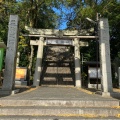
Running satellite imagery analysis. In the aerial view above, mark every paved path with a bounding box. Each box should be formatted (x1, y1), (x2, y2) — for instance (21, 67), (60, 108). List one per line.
(0, 86), (119, 101)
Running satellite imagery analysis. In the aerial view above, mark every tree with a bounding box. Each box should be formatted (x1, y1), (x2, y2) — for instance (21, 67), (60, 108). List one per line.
(102, 0), (120, 61)
(64, 0), (120, 61)
(17, 0), (60, 82)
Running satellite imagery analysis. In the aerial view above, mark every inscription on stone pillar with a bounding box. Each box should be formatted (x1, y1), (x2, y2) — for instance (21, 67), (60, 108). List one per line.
(2, 15), (19, 91)
(99, 18), (113, 93)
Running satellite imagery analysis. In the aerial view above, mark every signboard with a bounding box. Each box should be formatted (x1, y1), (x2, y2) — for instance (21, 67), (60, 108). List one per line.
(15, 67), (27, 80)
(46, 39), (73, 45)
(88, 67), (101, 79)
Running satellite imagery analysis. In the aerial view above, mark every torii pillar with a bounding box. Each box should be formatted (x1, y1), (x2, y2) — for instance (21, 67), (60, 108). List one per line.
(99, 18), (113, 96)
(33, 37), (44, 87)
(74, 38), (81, 87)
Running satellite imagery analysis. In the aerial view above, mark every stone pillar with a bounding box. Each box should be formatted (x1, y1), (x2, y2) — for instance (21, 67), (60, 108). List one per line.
(33, 37), (44, 87)
(74, 38), (81, 87)
(2, 15), (19, 94)
(99, 18), (113, 96)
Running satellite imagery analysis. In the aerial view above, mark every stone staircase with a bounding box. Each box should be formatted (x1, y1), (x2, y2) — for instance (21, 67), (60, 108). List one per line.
(41, 46), (75, 86)
(0, 86), (120, 119)
(0, 99), (120, 119)
(0, 46), (120, 119)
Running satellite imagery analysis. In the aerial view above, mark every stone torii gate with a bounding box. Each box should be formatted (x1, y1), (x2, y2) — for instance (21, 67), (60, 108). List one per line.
(30, 36), (89, 87)
(24, 26), (95, 88)
(0, 15), (113, 97)
(24, 18), (113, 96)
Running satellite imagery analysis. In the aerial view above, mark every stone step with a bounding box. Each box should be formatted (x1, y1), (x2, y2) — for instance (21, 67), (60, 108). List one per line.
(0, 100), (119, 107)
(0, 106), (120, 116)
(0, 115), (119, 120)
(41, 65), (74, 85)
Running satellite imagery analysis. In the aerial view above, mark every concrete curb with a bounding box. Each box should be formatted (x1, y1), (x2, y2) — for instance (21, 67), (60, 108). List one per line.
(0, 107), (120, 116)
(0, 99), (119, 107)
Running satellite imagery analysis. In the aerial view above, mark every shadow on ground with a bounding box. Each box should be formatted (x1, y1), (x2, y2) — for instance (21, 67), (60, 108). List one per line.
(15, 86), (31, 93)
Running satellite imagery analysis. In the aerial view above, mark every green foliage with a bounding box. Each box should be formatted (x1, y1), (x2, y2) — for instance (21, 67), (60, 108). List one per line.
(65, 0), (120, 62)
(20, 0), (59, 28)
(18, 36), (30, 67)
(102, 1), (120, 61)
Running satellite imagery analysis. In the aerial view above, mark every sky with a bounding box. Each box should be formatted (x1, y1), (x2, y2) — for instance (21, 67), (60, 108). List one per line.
(52, 6), (74, 30)
(53, 8), (67, 30)
(52, 7), (67, 30)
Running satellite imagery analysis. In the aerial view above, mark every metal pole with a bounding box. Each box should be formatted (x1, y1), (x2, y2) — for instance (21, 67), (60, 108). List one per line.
(96, 40), (99, 89)
(81, 53), (83, 73)
(96, 13), (99, 90)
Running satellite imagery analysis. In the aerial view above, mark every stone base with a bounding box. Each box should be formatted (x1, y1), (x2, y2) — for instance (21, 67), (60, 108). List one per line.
(11, 89), (20, 95)
(0, 89), (20, 95)
(75, 80), (81, 88)
(0, 90), (12, 95)
(102, 92), (111, 97)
